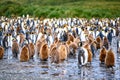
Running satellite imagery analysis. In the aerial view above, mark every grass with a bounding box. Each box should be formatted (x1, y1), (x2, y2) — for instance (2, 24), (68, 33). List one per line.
(0, 0), (120, 18)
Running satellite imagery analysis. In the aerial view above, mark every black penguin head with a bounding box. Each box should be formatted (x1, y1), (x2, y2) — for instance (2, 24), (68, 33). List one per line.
(78, 42), (83, 47)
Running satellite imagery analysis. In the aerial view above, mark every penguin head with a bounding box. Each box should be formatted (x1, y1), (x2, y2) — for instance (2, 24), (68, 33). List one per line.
(24, 39), (28, 45)
(78, 42), (83, 47)
(12, 37), (17, 41)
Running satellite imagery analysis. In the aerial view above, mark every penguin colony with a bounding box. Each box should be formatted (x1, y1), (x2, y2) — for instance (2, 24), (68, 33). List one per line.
(0, 16), (120, 69)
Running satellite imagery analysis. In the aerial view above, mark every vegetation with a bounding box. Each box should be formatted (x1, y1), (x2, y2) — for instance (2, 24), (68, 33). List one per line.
(0, 0), (120, 18)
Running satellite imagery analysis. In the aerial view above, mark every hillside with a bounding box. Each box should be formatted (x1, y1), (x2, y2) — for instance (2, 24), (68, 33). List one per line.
(0, 0), (120, 18)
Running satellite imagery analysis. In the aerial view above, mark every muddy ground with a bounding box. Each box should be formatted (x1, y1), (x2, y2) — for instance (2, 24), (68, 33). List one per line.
(0, 37), (120, 80)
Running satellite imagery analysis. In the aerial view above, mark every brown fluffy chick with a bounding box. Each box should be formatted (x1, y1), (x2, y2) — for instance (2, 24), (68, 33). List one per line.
(99, 46), (107, 63)
(105, 48), (115, 68)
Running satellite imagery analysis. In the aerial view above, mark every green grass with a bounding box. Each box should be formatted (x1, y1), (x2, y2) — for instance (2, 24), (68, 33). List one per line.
(0, 0), (120, 18)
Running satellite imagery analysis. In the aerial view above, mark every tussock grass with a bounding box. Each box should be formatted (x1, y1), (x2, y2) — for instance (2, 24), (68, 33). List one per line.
(0, 0), (120, 18)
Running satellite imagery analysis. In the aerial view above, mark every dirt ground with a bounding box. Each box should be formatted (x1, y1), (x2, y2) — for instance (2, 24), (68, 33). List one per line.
(0, 37), (120, 80)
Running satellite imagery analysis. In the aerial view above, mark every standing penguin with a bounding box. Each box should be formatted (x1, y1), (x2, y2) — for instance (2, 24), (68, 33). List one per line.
(50, 46), (61, 64)
(84, 43), (93, 63)
(0, 46), (4, 59)
(107, 30), (113, 45)
(19, 44), (29, 62)
(62, 31), (68, 42)
(69, 42), (78, 56)
(105, 48), (115, 68)
(88, 35), (96, 57)
(99, 46), (107, 63)
(12, 39), (19, 58)
(26, 31), (30, 44)
(97, 30), (104, 40)
(78, 47), (88, 66)
(117, 35), (120, 53)
(90, 41), (96, 57)
(39, 43), (49, 61)
(0, 26), (3, 46)
(95, 36), (102, 50)
(19, 33), (25, 47)
(115, 27), (119, 37)
(103, 36), (109, 50)
(58, 44), (68, 61)
(28, 42), (35, 59)
(2, 34), (8, 49)
(76, 27), (79, 35)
